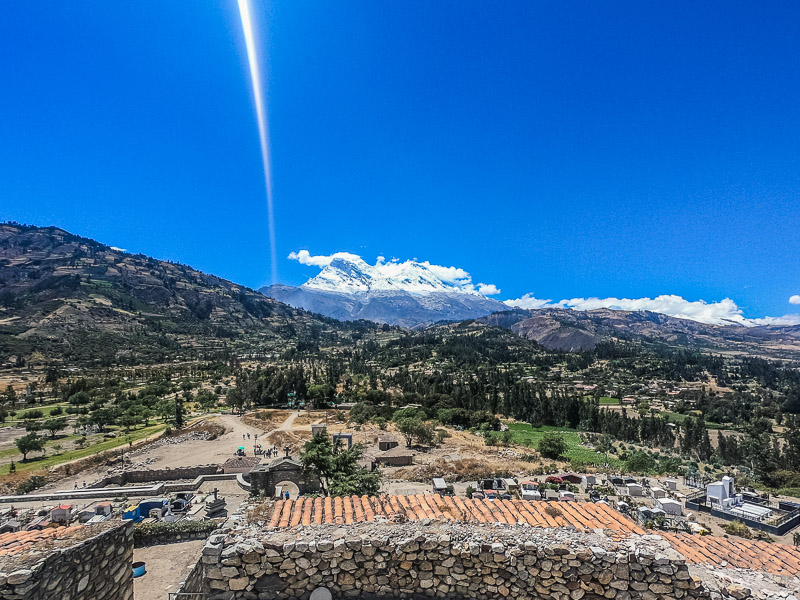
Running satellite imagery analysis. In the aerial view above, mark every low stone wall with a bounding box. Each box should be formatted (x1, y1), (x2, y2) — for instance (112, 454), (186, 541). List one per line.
(176, 555), (206, 596)
(90, 464), (220, 488)
(0, 521), (133, 600)
(198, 521), (708, 600)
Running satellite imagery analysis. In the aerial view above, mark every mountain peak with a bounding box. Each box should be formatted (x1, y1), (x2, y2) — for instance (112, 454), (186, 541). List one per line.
(302, 256), (481, 296)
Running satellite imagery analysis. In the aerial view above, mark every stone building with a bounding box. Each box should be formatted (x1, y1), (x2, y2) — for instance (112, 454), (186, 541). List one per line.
(248, 448), (321, 498)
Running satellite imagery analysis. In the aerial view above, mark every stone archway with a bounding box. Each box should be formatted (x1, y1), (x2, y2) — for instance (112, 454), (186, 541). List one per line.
(274, 480), (300, 499)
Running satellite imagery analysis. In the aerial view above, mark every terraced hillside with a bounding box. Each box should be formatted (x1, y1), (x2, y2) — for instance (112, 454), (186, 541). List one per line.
(0, 223), (376, 365)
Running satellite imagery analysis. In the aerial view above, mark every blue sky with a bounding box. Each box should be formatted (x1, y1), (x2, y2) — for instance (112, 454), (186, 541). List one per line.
(1, 1), (798, 321)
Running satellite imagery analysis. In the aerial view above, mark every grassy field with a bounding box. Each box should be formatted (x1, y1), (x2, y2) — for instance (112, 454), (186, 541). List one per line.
(0, 423), (167, 475)
(660, 411), (723, 429)
(1, 402), (71, 426)
(506, 423), (622, 469)
(598, 396), (620, 405)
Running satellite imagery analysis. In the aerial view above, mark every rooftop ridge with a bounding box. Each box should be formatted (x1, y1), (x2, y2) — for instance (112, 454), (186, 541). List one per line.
(267, 494), (647, 537)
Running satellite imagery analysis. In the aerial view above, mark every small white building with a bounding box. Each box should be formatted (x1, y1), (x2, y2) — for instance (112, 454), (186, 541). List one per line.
(627, 483), (643, 497)
(651, 486), (666, 499)
(49, 504), (73, 523)
(582, 475), (597, 486)
(665, 479), (678, 491)
(657, 498), (683, 516)
(559, 490), (575, 501)
(520, 481), (541, 501)
(706, 476), (734, 506)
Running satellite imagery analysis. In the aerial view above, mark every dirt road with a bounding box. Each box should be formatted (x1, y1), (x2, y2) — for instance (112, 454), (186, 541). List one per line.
(277, 411), (299, 431)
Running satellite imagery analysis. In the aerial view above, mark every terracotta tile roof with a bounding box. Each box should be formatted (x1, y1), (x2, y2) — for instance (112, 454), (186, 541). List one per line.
(661, 533), (800, 579)
(268, 495), (647, 536)
(0, 526), (81, 557)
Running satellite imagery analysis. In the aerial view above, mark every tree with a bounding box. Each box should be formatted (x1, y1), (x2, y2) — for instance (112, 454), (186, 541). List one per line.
(175, 397), (185, 428)
(225, 388), (246, 412)
(301, 432), (381, 496)
(119, 414), (138, 432)
(16, 433), (45, 460)
(42, 417), (68, 438)
(155, 399), (176, 422)
(195, 390), (217, 412)
(91, 407), (119, 432)
(538, 431), (568, 459)
(4, 385), (17, 408)
(140, 408), (153, 426)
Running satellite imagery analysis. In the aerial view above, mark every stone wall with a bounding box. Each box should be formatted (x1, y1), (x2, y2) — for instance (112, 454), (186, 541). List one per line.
(198, 521), (709, 600)
(90, 464), (221, 487)
(0, 521), (133, 600)
(176, 553), (205, 596)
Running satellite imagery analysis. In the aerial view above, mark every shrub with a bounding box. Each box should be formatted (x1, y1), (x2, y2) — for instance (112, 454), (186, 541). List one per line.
(133, 519), (219, 546)
(538, 432), (567, 459)
(544, 505), (563, 518)
(16, 474), (47, 495)
(724, 520), (752, 539)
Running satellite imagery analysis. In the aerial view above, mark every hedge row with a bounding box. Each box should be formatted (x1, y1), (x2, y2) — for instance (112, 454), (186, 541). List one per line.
(133, 519), (219, 546)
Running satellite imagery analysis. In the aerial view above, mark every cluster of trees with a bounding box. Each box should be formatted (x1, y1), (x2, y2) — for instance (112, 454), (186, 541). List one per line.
(300, 432), (381, 496)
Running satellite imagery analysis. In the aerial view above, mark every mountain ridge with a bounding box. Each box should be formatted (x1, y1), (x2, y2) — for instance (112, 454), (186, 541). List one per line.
(0, 223), (373, 365)
(478, 306), (800, 358)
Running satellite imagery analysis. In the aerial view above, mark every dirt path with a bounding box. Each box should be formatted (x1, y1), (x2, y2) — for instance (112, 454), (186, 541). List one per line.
(277, 411), (299, 431)
(133, 539), (204, 600)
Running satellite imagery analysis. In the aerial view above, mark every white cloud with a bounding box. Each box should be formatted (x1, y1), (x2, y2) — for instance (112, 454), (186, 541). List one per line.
(476, 283), (502, 295)
(420, 262), (470, 283)
(556, 295), (749, 326)
(503, 293), (552, 310)
(289, 249), (501, 296)
(751, 314), (800, 326)
(790, 295), (800, 305)
(504, 293), (800, 327)
(288, 250), (364, 267)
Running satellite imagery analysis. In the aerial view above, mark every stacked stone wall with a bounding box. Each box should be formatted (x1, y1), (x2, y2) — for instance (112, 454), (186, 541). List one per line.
(199, 522), (709, 600)
(0, 521), (133, 600)
(90, 464), (220, 487)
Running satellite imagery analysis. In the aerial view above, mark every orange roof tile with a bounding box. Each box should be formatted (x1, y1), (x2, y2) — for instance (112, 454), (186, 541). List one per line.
(662, 533), (800, 578)
(268, 495), (645, 534)
(0, 525), (82, 558)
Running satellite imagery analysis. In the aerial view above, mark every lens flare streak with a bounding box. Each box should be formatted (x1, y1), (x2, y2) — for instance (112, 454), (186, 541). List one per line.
(238, 0), (278, 284)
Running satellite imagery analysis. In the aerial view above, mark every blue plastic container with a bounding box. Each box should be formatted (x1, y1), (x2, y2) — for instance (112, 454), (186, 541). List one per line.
(132, 561), (146, 578)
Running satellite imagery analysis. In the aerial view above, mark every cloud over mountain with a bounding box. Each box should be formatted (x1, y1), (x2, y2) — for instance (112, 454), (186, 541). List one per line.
(504, 293), (800, 327)
(288, 250), (500, 295)
(286, 250), (797, 328)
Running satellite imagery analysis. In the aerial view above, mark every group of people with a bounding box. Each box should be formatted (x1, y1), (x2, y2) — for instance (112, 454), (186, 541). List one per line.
(243, 432), (279, 457)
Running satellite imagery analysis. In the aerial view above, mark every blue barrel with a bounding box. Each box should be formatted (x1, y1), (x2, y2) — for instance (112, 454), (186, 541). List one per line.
(132, 561), (146, 578)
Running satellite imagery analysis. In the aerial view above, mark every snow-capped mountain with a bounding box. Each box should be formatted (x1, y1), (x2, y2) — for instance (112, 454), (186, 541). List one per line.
(260, 255), (508, 327)
(304, 256), (483, 296)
